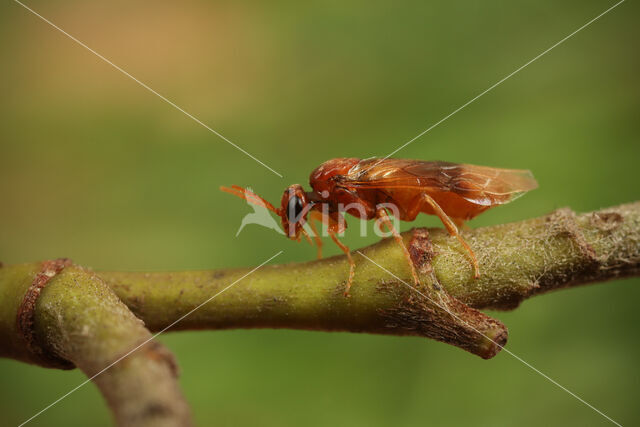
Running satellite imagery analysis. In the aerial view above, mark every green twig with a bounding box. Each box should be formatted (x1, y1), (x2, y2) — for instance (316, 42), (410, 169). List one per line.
(0, 202), (638, 426)
(101, 202), (639, 359)
(0, 261), (191, 426)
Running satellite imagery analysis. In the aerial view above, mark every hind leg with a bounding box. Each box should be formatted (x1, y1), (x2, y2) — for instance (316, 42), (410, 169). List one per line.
(419, 194), (480, 278)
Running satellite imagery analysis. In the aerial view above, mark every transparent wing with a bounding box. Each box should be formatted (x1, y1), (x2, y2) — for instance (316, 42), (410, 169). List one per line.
(339, 159), (538, 206)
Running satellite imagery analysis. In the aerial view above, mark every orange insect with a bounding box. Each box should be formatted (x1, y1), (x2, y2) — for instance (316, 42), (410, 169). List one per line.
(221, 158), (537, 295)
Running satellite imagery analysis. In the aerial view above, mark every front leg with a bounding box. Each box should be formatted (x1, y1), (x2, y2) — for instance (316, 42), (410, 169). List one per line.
(310, 209), (354, 296)
(307, 211), (324, 259)
(329, 231), (355, 297)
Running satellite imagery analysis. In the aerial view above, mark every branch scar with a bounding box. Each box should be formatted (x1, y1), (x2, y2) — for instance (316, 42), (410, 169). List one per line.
(16, 258), (75, 369)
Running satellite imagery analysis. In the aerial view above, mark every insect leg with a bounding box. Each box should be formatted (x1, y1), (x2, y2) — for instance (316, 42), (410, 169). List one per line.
(308, 211), (324, 259)
(299, 226), (314, 246)
(329, 231), (355, 297)
(420, 194), (480, 278)
(376, 207), (420, 285)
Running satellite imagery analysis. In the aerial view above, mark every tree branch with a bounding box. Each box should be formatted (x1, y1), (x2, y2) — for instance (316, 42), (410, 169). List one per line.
(0, 202), (638, 425)
(0, 260), (191, 426)
(101, 202), (640, 358)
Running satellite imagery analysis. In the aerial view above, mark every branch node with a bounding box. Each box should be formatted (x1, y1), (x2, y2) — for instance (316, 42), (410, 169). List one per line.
(380, 228), (508, 359)
(143, 341), (180, 378)
(16, 258), (75, 369)
(590, 210), (624, 232)
(546, 208), (598, 264)
(408, 227), (436, 276)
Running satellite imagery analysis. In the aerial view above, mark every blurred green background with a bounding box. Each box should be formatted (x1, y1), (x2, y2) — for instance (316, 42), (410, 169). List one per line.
(1, 0), (638, 425)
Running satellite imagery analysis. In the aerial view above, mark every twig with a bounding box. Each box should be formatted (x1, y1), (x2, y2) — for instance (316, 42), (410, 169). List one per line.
(0, 202), (638, 426)
(101, 202), (640, 358)
(0, 262), (191, 426)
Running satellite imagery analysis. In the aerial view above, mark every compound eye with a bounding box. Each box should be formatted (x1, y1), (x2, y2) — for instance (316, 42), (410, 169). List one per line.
(287, 195), (304, 222)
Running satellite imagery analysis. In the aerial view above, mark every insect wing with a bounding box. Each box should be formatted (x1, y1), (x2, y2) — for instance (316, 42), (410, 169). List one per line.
(339, 159), (538, 206)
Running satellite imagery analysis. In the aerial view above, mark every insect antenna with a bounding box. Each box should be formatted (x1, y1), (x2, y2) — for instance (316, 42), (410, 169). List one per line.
(220, 185), (281, 216)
